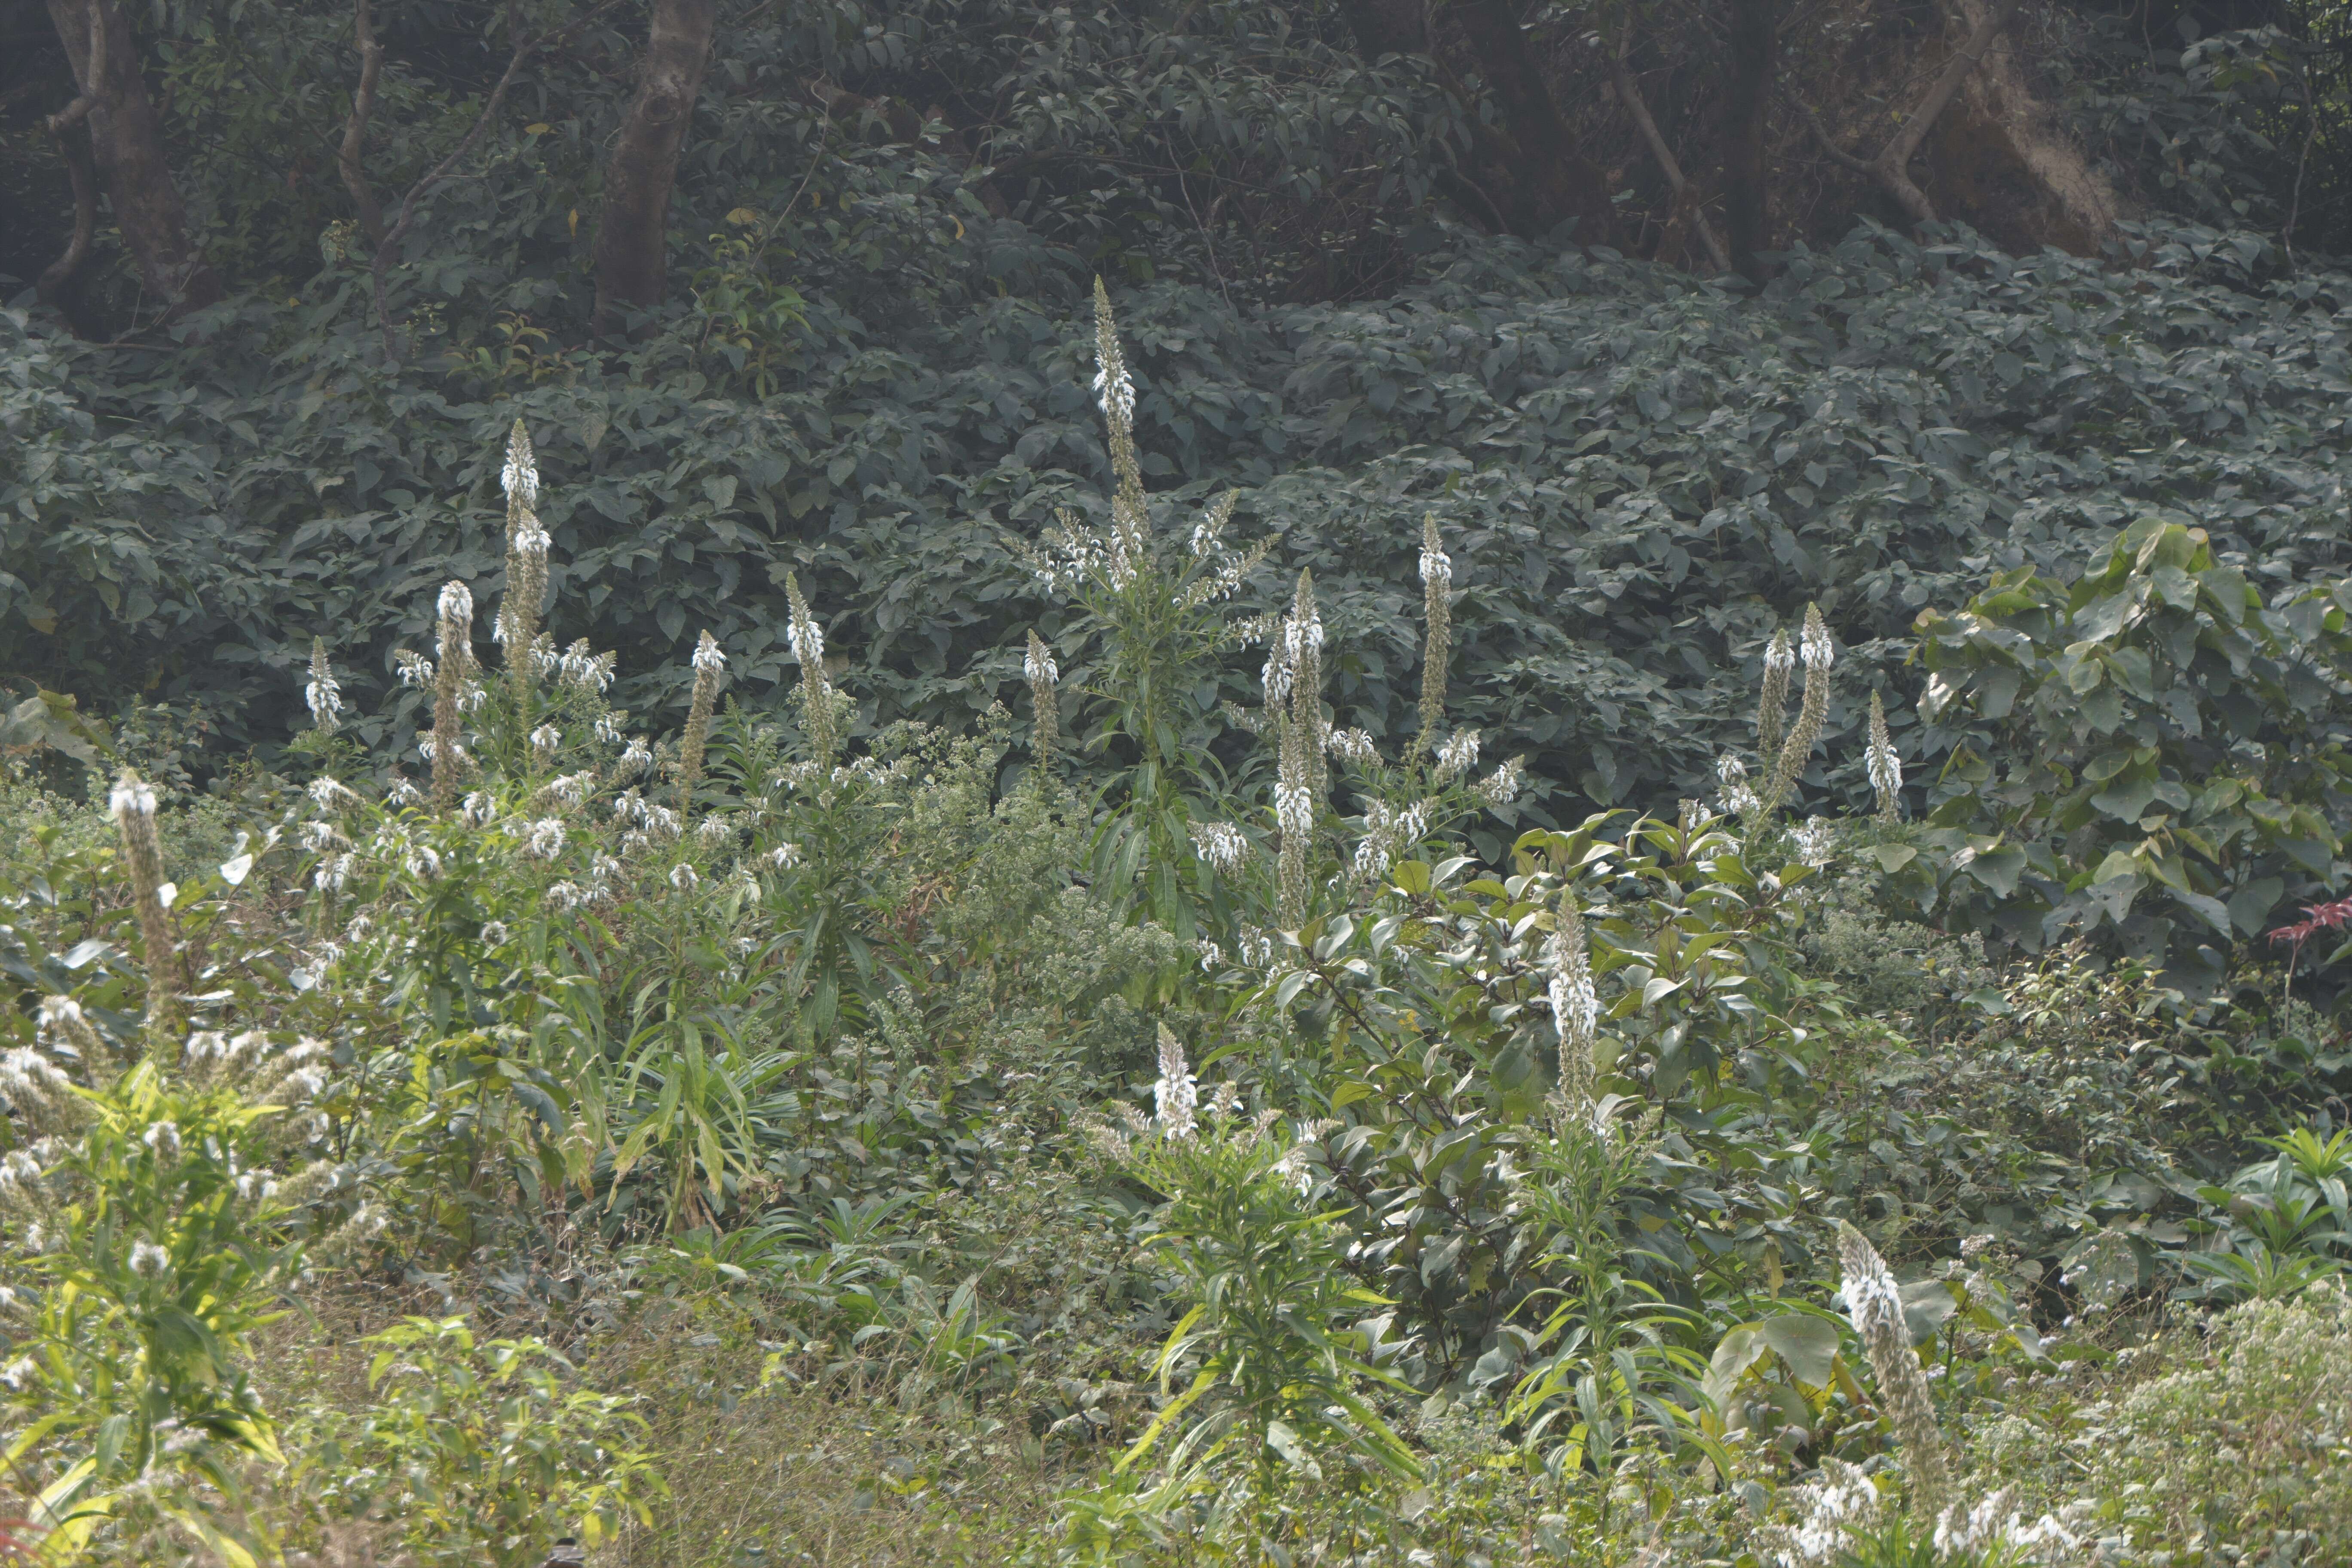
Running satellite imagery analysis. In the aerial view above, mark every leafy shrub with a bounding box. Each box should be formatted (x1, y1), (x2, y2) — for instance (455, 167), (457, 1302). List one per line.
(1915, 516), (2352, 983)
(293, 1316), (660, 1568)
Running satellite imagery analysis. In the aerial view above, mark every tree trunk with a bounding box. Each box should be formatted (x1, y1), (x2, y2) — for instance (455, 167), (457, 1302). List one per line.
(1723, 0), (1777, 279)
(592, 0), (717, 340)
(43, 0), (221, 316)
(1451, 0), (1614, 240)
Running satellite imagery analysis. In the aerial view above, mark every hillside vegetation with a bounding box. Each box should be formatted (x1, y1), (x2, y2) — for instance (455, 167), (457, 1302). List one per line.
(6, 0), (2352, 1564)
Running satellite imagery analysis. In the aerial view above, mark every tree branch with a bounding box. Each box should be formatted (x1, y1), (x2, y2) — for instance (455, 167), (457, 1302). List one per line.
(369, 0), (627, 361)
(45, 0), (101, 134)
(340, 0), (388, 248)
(1613, 19), (1729, 274)
(1805, 0), (2023, 225)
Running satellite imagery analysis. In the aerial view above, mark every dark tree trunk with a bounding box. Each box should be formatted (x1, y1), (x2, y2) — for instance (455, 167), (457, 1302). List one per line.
(592, 0), (717, 340)
(1724, 0), (1778, 279)
(1451, 0), (1613, 240)
(43, 0), (220, 317)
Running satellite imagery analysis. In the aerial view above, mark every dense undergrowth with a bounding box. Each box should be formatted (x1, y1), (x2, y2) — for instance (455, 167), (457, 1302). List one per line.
(5, 287), (2352, 1568)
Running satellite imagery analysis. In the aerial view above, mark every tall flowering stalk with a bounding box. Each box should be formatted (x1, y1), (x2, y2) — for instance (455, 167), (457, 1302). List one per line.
(1289, 570), (1328, 808)
(430, 580), (472, 810)
(496, 418), (549, 702)
(1867, 689), (1902, 824)
(1836, 1220), (1951, 1520)
(1416, 515), (1451, 760)
(305, 637), (342, 735)
(1153, 1023), (1197, 1140)
(784, 572), (841, 769)
(1026, 629), (1060, 775)
(1546, 897), (1599, 1117)
(1752, 604), (1832, 826)
(1756, 628), (1794, 761)
(1094, 276), (1144, 518)
(1272, 573), (1323, 928)
(677, 630), (725, 802)
(109, 773), (180, 1054)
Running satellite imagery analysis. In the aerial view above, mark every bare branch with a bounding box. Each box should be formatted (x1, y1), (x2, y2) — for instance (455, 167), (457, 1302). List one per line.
(1809, 0), (2024, 225)
(1613, 19), (1729, 274)
(340, 0), (388, 247)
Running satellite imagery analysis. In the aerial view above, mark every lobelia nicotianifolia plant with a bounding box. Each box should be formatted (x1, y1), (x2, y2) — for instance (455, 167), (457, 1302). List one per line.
(0, 797), (349, 1561)
(1836, 1219), (1952, 1520)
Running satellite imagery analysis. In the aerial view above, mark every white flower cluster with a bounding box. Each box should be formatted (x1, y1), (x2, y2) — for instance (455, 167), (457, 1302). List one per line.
(1325, 727), (1378, 765)
(1419, 532), (1452, 588)
(1152, 1025), (1195, 1140)
(1274, 781), (1314, 842)
(693, 635), (727, 676)
(395, 649), (435, 688)
(1794, 816), (1835, 868)
(438, 581), (473, 625)
(1353, 797), (1432, 882)
(766, 842), (803, 871)
(306, 665), (343, 729)
(526, 818), (567, 859)
(1801, 614), (1835, 671)
(1767, 1459), (1882, 1567)
(1868, 722), (1903, 802)
(1716, 753), (1759, 816)
(542, 771), (591, 807)
(1475, 756), (1524, 807)
(530, 723), (562, 762)
(1189, 820), (1251, 877)
(1024, 639), (1058, 686)
(1434, 729), (1481, 781)
(557, 642), (617, 693)
(1545, 930), (1599, 1052)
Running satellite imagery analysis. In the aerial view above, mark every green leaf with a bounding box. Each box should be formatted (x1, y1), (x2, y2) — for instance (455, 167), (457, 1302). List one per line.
(1758, 1313), (1841, 1389)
